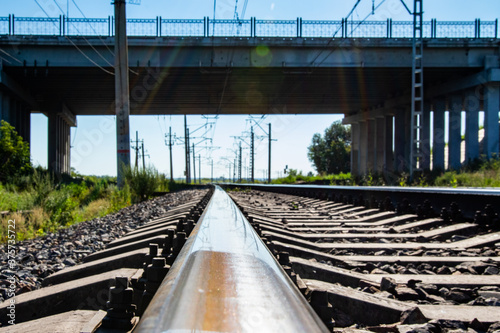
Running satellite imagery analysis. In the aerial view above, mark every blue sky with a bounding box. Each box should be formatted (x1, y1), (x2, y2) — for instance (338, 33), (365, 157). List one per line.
(1, 0), (499, 178)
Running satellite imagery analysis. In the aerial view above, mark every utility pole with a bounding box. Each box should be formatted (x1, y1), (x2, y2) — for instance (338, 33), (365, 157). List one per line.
(198, 154), (201, 184)
(250, 126), (254, 183)
(132, 131), (140, 169)
(268, 123), (272, 183)
(168, 127), (173, 182)
(141, 141), (146, 169)
(233, 159), (236, 182)
(211, 160), (214, 183)
(184, 115), (190, 184)
(238, 142), (242, 182)
(192, 143), (196, 184)
(114, 0), (131, 187)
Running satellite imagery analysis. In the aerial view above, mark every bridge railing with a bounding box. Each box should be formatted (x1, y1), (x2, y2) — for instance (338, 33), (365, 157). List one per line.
(0, 15), (497, 39)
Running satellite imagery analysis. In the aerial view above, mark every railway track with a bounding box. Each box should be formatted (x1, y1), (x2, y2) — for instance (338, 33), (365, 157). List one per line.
(1, 184), (499, 332)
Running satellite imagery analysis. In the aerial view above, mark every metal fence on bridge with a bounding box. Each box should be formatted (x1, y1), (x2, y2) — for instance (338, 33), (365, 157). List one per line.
(0, 15), (497, 39)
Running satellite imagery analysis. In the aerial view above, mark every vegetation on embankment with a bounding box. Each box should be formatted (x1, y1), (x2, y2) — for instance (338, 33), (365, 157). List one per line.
(272, 157), (500, 188)
(0, 166), (178, 242)
(0, 120), (176, 242)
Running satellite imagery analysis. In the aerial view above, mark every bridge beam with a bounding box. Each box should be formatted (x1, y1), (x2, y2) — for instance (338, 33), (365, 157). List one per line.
(48, 104), (76, 174)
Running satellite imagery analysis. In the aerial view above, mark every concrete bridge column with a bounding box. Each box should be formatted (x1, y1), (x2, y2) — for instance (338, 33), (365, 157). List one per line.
(484, 83), (500, 158)
(366, 119), (375, 173)
(448, 94), (463, 170)
(350, 122), (360, 176)
(464, 89), (479, 163)
(0, 93), (12, 126)
(384, 115), (394, 174)
(0, 91), (8, 123)
(359, 120), (368, 175)
(48, 105), (76, 174)
(374, 116), (385, 173)
(421, 102), (431, 170)
(404, 106), (412, 171)
(0, 92), (31, 145)
(394, 107), (406, 172)
(433, 97), (446, 171)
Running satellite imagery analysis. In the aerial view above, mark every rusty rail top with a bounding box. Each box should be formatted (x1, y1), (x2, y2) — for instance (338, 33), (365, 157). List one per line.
(134, 185), (328, 332)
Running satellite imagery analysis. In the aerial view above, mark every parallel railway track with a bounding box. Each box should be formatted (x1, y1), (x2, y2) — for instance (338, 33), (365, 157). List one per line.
(1, 184), (499, 332)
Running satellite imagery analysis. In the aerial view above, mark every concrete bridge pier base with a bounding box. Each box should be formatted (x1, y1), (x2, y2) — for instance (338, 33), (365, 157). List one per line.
(484, 83), (500, 158)
(48, 105), (76, 174)
(433, 98), (446, 171)
(448, 94), (463, 170)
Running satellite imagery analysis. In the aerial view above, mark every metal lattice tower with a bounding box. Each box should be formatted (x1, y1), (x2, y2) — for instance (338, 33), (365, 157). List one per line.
(250, 126), (255, 183)
(238, 142), (242, 182)
(410, 0), (424, 176)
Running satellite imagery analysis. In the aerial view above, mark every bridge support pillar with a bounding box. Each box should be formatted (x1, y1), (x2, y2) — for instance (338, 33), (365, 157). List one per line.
(350, 122), (360, 176)
(0, 91), (31, 145)
(384, 115), (394, 174)
(394, 107), (407, 172)
(448, 94), (463, 170)
(464, 89), (480, 163)
(421, 102), (431, 170)
(404, 106), (411, 171)
(484, 83), (500, 158)
(374, 117), (385, 173)
(359, 121), (368, 175)
(48, 105), (76, 174)
(366, 119), (375, 173)
(0, 90), (9, 123)
(433, 97), (446, 171)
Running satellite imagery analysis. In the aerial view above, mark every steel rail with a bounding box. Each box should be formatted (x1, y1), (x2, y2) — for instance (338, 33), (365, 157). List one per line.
(223, 183), (500, 219)
(135, 185), (328, 332)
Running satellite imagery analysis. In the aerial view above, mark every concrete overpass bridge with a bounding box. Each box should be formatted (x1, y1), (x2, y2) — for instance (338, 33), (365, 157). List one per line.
(0, 16), (499, 176)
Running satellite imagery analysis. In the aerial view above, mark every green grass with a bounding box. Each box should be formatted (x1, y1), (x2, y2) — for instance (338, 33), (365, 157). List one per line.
(433, 157), (500, 187)
(0, 165), (178, 243)
(271, 169), (353, 185)
(268, 157), (500, 188)
(0, 169), (132, 242)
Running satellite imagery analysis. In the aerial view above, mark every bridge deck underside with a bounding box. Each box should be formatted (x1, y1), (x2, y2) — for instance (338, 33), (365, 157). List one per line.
(4, 66), (478, 116)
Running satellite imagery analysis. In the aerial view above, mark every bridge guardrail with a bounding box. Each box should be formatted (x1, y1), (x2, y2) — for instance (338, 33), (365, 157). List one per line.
(0, 15), (497, 39)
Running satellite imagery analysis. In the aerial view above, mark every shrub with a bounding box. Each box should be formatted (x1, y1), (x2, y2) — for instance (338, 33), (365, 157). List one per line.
(123, 165), (162, 203)
(0, 120), (32, 183)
